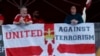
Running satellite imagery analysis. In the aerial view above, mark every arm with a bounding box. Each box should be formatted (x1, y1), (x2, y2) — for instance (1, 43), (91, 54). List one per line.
(25, 14), (33, 24)
(26, 21), (33, 24)
(64, 15), (70, 24)
(78, 14), (84, 23)
(13, 14), (20, 24)
(0, 20), (4, 25)
(0, 15), (4, 25)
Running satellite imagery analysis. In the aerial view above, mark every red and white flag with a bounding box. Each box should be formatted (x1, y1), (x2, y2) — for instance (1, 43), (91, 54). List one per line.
(2, 23), (95, 56)
(2, 24), (45, 56)
(54, 23), (95, 56)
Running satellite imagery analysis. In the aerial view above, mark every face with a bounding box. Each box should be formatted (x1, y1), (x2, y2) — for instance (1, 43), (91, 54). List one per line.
(33, 11), (40, 19)
(20, 7), (28, 16)
(33, 11), (39, 17)
(70, 6), (77, 15)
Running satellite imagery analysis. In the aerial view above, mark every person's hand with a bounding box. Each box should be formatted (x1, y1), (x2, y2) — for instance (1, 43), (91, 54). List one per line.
(71, 19), (78, 25)
(0, 20), (3, 26)
(13, 22), (20, 25)
(26, 21), (33, 25)
(19, 19), (25, 24)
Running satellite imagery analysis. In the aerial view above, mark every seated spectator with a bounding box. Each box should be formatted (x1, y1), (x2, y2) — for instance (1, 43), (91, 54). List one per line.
(0, 9), (4, 25)
(33, 10), (44, 23)
(64, 6), (83, 25)
(13, 7), (33, 25)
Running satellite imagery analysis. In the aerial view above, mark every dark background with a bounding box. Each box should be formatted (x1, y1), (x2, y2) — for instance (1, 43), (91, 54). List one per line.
(0, 0), (100, 24)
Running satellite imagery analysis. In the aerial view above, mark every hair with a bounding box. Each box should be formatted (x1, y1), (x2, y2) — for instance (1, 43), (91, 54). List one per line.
(71, 5), (77, 9)
(19, 6), (27, 10)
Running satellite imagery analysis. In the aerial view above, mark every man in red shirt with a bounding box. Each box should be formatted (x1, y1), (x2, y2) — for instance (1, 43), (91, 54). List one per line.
(33, 10), (44, 23)
(0, 14), (4, 25)
(13, 7), (33, 25)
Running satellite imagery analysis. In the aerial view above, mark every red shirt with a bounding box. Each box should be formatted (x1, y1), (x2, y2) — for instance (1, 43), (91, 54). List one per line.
(0, 14), (4, 21)
(13, 14), (33, 23)
(33, 18), (45, 23)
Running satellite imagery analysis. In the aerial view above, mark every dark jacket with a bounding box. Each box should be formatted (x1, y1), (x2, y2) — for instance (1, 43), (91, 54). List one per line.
(64, 13), (83, 24)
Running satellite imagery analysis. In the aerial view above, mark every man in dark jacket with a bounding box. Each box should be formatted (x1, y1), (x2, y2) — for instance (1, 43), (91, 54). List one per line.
(64, 6), (83, 25)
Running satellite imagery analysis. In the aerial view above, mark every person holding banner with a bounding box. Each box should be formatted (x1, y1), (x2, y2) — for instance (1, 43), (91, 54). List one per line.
(0, 14), (4, 25)
(64, 6), (83, 25)
(13, 7), (33, 25)
(0, 9), (4, 25)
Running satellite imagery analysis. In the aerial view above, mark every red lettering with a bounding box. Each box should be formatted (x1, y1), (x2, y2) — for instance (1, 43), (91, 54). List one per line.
(6, 32), (11, 39)
(20, 31), (23, 38)
(12, 32), (19, 39)
(37, 30), (42, 36)
(24, 30), (30, 37)
(31, 30), (36, 37)
(6, 30), (43, 39)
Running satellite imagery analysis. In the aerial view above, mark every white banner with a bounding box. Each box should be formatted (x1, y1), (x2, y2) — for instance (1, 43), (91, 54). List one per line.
(54, 23), (95, 56)
(2, 23), (95, 56)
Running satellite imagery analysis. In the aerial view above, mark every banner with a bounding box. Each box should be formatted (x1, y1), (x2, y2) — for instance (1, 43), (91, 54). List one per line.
(2, 23), (95, 56)
(54, 23), (95, 56)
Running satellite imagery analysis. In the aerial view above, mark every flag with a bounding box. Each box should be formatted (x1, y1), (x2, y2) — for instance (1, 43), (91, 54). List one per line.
(54, 23), (95, 56)
(2, 24), (44, 56)
(2, 23), (95, 56)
